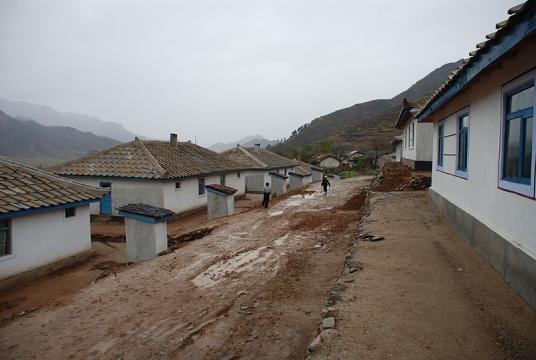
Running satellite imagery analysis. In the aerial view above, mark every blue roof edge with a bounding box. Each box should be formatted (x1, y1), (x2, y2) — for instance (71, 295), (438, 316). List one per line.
(418, 8), (536, 122)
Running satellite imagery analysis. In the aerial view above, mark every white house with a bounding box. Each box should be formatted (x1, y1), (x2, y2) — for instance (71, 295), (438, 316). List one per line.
(312, 154), (341, 169)
(395, 98), (433, 170)
(50, 134), (245, 216)
(417, 1), (536, 308)
(222, 144), (298, 193)
(0, 159), (105, 283)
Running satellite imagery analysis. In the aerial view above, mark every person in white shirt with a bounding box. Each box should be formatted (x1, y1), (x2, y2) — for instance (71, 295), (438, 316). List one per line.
(262, 182), (271, 208)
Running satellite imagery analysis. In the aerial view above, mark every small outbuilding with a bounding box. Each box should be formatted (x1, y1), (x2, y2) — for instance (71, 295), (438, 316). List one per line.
(117, 203), (175, 261)
(204, 184), (238, 220)
(269, 172), (288, 196)
(312, 154), (341, 169)
(288, 165), (312, 190)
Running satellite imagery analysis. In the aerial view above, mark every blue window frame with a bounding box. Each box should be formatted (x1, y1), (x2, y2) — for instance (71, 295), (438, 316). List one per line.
(220, 174), (226, 186)
(437, 123), (444, 168)
(499, 72), (535, 197)
(410, 122), (415, 148)
(503, 84), (533, 185)
(456, 112), (469, 177)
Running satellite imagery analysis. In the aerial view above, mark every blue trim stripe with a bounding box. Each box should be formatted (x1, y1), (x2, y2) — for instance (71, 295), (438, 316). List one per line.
(0, 199), (98, 220)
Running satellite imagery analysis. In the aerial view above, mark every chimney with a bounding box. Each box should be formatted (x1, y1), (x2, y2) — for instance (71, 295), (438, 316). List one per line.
(170, 133), (177, 147)
(255, 143), (261, 152)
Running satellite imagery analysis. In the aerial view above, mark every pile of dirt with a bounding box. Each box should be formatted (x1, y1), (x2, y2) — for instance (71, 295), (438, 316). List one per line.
(288, 191), (367, 234)
(337, 190), (367, 211)
(91, 233), (125, 243)
(371, 163), (413, 192)
(159, 227), (214, 255)
(90, 261), (134, 280)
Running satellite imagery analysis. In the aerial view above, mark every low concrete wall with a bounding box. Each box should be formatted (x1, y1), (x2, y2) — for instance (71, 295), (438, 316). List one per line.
(428, 188), (536, 309)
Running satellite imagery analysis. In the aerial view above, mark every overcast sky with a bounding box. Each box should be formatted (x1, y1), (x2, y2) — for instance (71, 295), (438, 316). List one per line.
(0, 0), (521, 146)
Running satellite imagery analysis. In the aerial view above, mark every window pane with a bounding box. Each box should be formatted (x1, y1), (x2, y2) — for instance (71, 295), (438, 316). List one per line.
(0, 229), (8, 256)
(198, 178), (205, 195)
(0, 219), (8, 229)
(508, 85), (534, 113)
(522, 117), (533, 179)
(458, 133), (467, 170)
(460, 114), (469, 129)
(504, 117), (521, 179)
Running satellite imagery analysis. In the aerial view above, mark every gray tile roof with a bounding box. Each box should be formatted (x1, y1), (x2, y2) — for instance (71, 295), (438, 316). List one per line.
(117, 203), (175, 219)
(221, 146), (299, 170)
(49, 138), (244, 179)
(204, 184), (238, 195)
(0, 158), (106, 216)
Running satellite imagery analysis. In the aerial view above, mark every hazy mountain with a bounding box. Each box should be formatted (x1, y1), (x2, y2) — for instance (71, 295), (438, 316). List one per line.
(272, 60), (463, 159)
(0, 110), (121, 167)
(209, 135), (277, 152)
(0, 98), (137, 142)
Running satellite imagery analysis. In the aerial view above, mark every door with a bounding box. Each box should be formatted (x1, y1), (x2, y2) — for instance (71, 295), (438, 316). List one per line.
(99, 182), (112, 215)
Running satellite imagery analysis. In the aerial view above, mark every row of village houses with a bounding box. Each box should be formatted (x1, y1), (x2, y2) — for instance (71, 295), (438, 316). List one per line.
(0, 137), (323, 285)
(1, 1), (535, 308)
(393, 0), (536, 309)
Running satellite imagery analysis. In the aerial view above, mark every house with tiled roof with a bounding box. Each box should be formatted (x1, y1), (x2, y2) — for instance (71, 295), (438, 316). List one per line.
(222, 144), (299, 193)
(417, 1), (536, 308)
(49, 134), (246, 216)
(0, 158), (106, 282)
(312, 154), (341, 169)
(394, 97), (433, 171)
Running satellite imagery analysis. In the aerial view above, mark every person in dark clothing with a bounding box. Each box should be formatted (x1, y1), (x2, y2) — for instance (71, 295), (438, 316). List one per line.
(262, 182), (271, 208)
(321, 176), (331, 194)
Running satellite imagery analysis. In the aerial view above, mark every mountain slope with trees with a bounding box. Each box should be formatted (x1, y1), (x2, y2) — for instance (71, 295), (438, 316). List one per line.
(271, 60), (462, 160)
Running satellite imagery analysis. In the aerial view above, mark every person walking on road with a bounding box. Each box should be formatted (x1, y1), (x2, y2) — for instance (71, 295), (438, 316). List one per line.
(262, 182), (271, 208)
(321, 176), (331, 194)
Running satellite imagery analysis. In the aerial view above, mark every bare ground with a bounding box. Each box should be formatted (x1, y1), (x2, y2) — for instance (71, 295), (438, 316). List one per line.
(312, 191), (536, 360)
(0, 177), (369, 359)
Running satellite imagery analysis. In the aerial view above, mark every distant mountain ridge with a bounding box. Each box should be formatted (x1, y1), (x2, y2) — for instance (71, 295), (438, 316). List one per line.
(209, 135), (277, 152)
(0, 98), (137, 142)
(0, 110), (121, 167)
(272, 60), (463, 158)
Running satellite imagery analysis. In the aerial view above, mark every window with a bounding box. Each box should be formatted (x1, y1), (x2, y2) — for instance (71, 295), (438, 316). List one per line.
(220, 174), (226, 186)
(404, 128), (408, 148)
(409, 122), (415, 148)
(437, 123), (444, 168)
(456, 112), (469, 177)
(65, 207), (76, 218)
(175, 181), (181, 190)
(0, 219), (11, 257)
(198, 178), (205, 196)
(237, 172), (240, 178)
(500, 78), (534, 196)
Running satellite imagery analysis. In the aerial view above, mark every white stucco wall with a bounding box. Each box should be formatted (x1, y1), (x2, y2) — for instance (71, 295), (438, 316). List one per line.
(312, 169), (323, 182)
(429, 41), (536, 260)
(0, 205), (91, 279)
(125, 219), (167, 261)
(69, 173), (245, 215)
(320, 157), (340, 169)
(401, 118), (433, 162)
(73, 177), (166, 215)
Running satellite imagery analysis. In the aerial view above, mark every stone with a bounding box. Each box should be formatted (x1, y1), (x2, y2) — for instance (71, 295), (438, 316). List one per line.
(322, 317), (335, 329)
(307, 335), (322, 353)
(321, 306), (337, 318)
(313, 244), (321, 249)
(320, 328), (338, 341)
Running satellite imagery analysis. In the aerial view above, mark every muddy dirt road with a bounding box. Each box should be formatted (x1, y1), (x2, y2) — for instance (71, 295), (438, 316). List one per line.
(313, 192), (536, 360)
(0, 177), (370, 359)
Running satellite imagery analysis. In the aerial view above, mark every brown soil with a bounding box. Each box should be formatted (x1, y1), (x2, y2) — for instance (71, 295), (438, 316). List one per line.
(371, 162), (413, 191)
(0, 177), (371, 359)
(313, 192), (536, 359)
